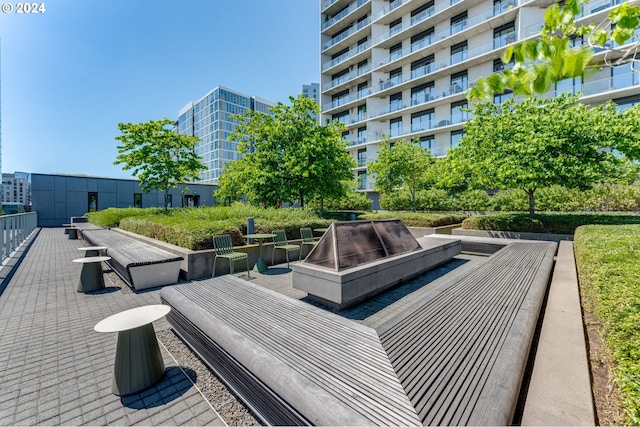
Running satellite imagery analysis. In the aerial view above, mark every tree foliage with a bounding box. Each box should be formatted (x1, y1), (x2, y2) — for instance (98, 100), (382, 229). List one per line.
(367, 137), (434, 212)
(469, 0), (640, 100)
(114, 118), (205, 207)
(443, 94), (620, 216)
(217, 95), (356, 207)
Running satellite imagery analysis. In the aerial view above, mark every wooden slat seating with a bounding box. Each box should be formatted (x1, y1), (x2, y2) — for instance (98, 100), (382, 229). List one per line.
(271, 229), (300, 268)
(82, 228), (183, 291)
(213, 234), (250, 278)
(161, 240), (557, 426)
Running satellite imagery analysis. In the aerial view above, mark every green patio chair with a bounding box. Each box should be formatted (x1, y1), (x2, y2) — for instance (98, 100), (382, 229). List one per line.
(300, 227), (317, 254)
(213, 234), (250, 278)
(271, 230), (300, 268)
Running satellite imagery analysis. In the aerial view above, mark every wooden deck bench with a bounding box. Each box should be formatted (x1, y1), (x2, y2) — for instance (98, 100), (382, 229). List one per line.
(82, 229), (183, 290)
(160, 240), (557, 426)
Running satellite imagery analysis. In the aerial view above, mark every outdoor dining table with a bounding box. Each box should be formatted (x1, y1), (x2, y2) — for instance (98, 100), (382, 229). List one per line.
(245, 233), (276, 273)
(73, 256), (111, 292)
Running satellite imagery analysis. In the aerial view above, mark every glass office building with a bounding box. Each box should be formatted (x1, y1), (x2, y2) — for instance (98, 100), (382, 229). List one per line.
(320, 0), (640, 208)
(177, 86), (276, 183)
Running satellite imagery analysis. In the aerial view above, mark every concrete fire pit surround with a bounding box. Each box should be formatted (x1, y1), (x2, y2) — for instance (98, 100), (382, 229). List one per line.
(292, 236), (461, 309)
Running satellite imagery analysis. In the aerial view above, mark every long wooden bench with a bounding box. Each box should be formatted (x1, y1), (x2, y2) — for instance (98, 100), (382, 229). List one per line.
(82, 228), (183, 290)
(160, 240), (557, 425)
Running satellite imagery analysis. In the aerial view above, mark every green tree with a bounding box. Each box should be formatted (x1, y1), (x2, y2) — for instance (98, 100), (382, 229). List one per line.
(114, 118), (205, 208)
(368, 138), (434, 212)
(469, 0), (640, 100)
(217, 95), (356, 207)
(444, 94), (619, 216)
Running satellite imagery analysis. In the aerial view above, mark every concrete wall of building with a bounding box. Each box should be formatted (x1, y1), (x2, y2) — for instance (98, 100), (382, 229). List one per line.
(31, 173), (218, 227)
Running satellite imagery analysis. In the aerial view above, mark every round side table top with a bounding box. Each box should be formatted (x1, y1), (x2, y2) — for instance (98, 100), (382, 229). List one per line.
(78, 246), (107, 252)
(73, 256), (111, 264)
(94, 304), (171, 333)
(245, 233), (276, 240)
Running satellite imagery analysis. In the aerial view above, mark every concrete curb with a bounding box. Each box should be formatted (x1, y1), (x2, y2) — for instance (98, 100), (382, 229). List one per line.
(521, 240), (595, 425)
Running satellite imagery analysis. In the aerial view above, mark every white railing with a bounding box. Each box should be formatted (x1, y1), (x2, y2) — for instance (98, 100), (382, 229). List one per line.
(322, 40), (372, 72)
(0, 212), (38, 263)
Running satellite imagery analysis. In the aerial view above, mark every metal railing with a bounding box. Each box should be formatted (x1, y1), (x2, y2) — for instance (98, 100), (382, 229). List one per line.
(0, 212), (38, 263)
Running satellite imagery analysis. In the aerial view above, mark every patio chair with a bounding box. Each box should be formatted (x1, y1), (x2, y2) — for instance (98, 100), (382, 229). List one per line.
(271, 230), (300, 268)
(300, 227), (317, 254)
(213, 234), (250, 278)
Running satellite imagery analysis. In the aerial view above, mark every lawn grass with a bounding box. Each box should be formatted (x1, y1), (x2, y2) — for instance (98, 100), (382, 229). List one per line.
(462, 212), (640, 234)
(574, 225), (640, 424)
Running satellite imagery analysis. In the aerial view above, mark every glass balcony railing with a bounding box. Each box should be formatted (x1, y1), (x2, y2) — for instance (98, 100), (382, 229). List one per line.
(322, 0), (369, 30)
(321, 0), (339, 12)
(322, 87), (371, 111)
(373, 0), (518, 47)
(372, 0), (407, 21)
(365, 113), (469, 143)
(323, 16), (371, 51)
(450, 50), (468, 65)
(321, 40), (371, 71)
(583, 71), (639, 96)
(493, 0), (516, 15)
(493, 31), (517, 50)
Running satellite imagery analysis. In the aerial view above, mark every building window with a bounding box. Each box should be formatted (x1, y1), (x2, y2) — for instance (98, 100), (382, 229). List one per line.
(411, 1), (434, 25)
(390, 92), (403, 112)
(451, 100), (468, 124)
(389, 18), (402, 36)
(357, 149), (367, 167)
(612, 63), (640, 89)
(411, 109), (434, 132)
(332, 111), (349, 125)
(451, 130), (465, 148)
(357, 59), (369, 76)
(450, 41), (468, 65)
(615, 95), (640, 111)
(411, 28), (434, 52)
(420, 135), (435, 152)
(493, 22), (516, 49)
(134, 193), (142, 208)
(450, 70), (468, 94)
(411, 54), (434, 79)
(357, 171), (368, 190)
(411, 82), (435, 104)
(494, 0), (515, 15)
(357, 104), (367, 121)
(88, 192), (98, 212)
(494, 57), (515, 72)
(390, 42), (403, 61)
(390, 117), (403, 137)
(389, 67), (402, 86)
(494, 91), (514, 105)
(357, 127), (367, 143)
(556, 76), (582, 96)
(450, 12), (467, 35)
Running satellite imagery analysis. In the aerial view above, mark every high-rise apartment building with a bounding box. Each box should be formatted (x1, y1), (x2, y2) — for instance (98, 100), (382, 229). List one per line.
(302, 83), (321, 122)
(177, 86), (276, 183)
(2, 172), (31, 213)
(320, 0), (640, 208)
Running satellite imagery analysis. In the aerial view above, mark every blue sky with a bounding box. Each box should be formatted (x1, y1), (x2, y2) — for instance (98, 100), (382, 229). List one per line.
(0, 0), (319, 179)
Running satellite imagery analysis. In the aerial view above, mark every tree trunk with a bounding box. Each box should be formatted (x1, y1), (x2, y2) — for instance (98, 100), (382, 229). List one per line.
(526, 188), (536, 217)
(411, 188), (417, 212)
(299, 189), (305, 208)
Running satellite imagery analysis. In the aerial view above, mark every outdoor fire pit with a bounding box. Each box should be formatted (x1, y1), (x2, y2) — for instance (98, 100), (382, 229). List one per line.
(292, 219), (461, 309)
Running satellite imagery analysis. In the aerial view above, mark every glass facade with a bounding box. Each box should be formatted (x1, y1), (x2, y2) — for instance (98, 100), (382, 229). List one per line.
(177, 87), (276, 183)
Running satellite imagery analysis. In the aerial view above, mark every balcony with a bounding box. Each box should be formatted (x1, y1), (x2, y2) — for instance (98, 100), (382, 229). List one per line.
(322, 16), (372, 52)
(372, 0), (408, 21)
(365, 115), (468, 143)
(322, 0), (370, 31)
(322, 40), (371, 72)
(323, 88), (371, 112)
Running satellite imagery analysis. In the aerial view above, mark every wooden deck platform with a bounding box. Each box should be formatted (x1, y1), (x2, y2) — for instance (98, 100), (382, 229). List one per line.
(161, 239), (557, 426)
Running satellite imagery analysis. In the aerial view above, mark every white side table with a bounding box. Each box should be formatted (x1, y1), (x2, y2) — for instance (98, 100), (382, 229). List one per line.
(72, 256), (111, 292)
(94, 305), (171, 396)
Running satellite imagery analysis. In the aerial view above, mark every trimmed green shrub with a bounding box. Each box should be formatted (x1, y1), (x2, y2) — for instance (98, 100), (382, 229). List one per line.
(360, 211), (466, 227)
(462, 212), (640, 234)
(575, 225), (640, 424)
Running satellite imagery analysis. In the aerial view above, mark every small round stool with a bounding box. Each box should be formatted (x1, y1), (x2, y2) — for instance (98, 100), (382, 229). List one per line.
(94, 305), (171, 396)
(72, 256), (111, 292)
(67, 228), (78, 240)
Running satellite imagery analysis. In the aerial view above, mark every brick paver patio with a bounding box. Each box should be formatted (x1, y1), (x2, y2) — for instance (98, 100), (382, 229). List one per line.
(0, 228), (225, 426)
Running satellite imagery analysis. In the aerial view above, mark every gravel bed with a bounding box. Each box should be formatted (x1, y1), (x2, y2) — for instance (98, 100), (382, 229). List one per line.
(103, 264), (262, 426)
(157, 329), (262, 426)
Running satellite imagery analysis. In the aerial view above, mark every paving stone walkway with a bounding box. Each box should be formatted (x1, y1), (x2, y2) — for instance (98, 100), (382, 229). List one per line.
(0, 228), (225, 426)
